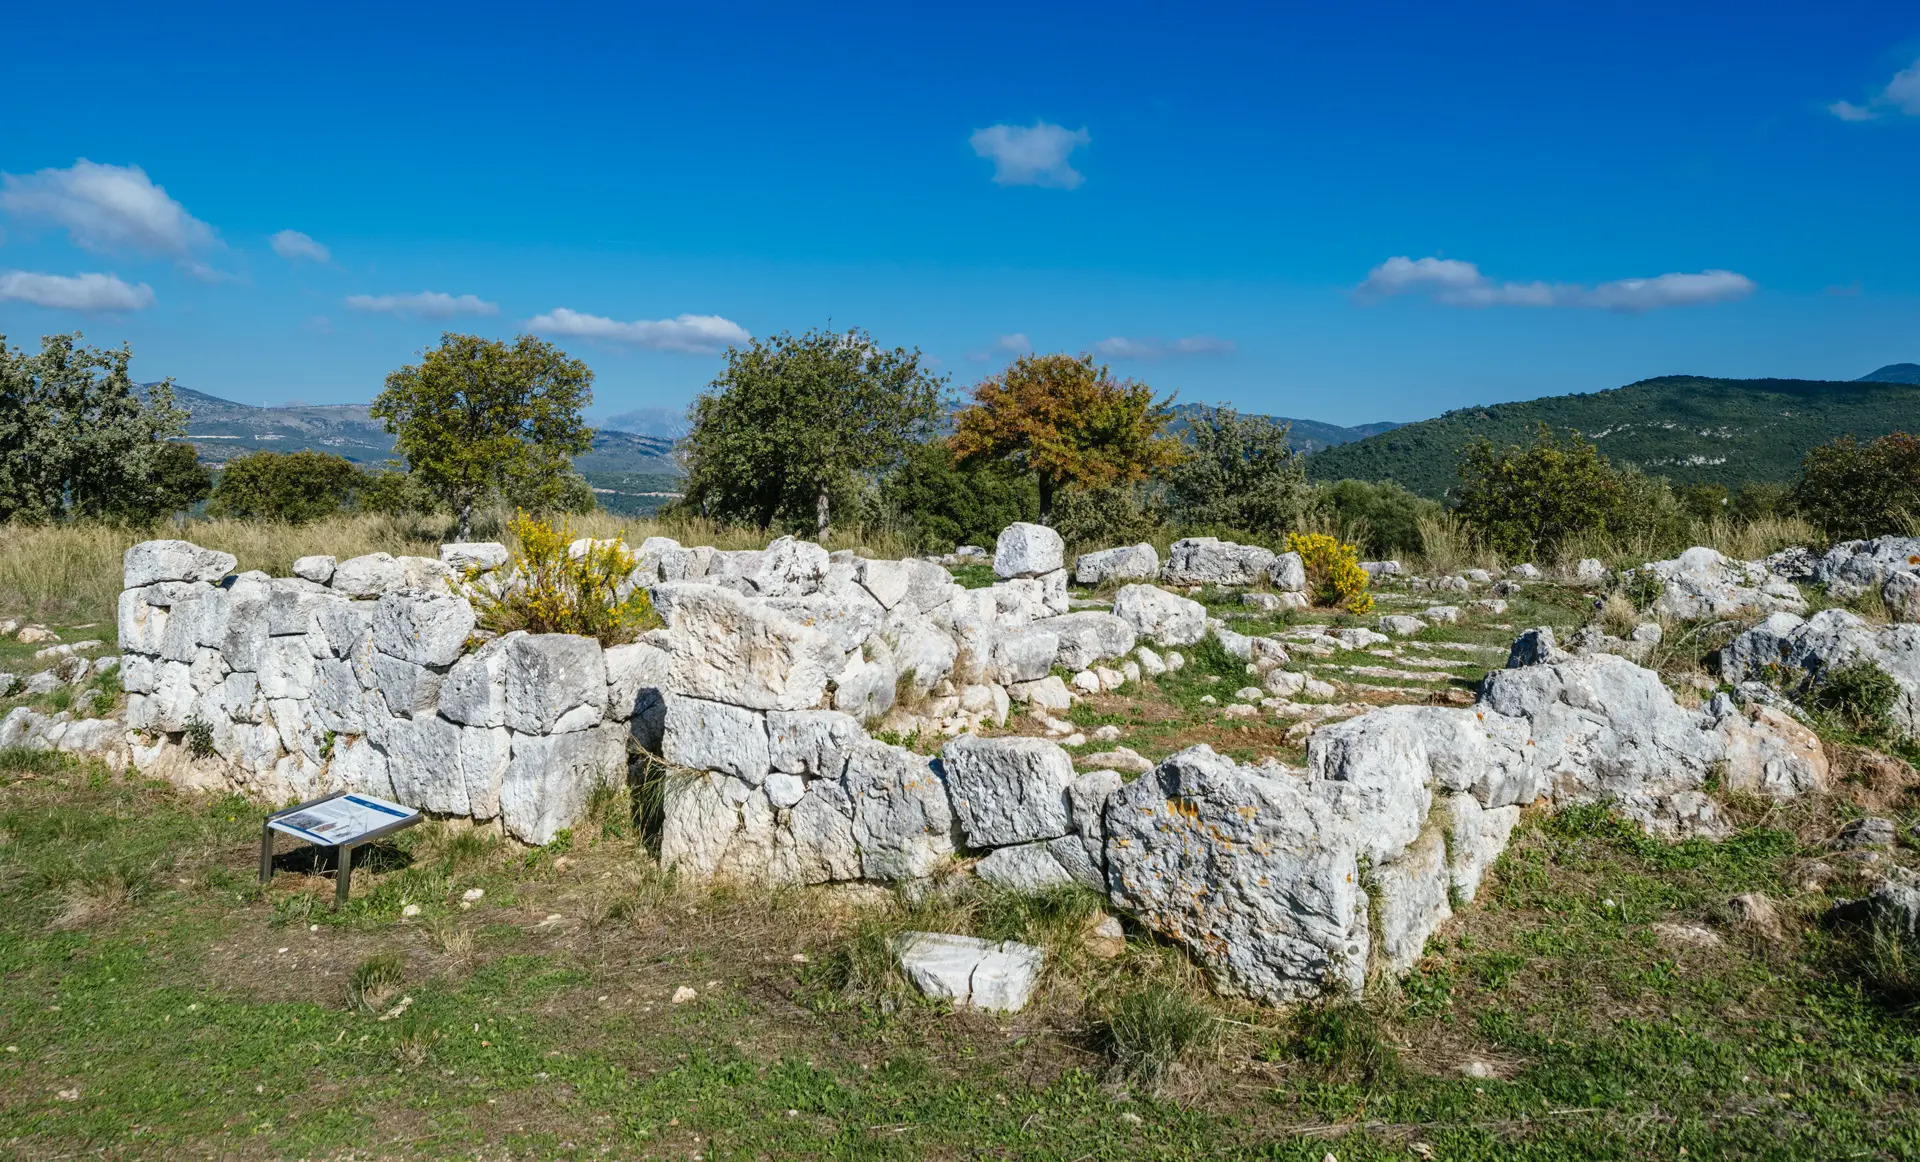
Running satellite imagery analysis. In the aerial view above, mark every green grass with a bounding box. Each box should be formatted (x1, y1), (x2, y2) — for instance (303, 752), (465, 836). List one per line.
(6, 723), (1920, 1156)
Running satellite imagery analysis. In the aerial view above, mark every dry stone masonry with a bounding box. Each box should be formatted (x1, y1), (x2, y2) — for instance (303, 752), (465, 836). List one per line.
(20, 523), (1878, 1006)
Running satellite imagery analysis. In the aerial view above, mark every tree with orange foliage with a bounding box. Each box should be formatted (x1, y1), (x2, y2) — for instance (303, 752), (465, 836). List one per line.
(949, 353), (1183, 522)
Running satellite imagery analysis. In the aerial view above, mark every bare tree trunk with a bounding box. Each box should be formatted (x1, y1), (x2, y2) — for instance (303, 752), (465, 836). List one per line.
(1037, 475), (1055, 524)
(457, 501), (473, 541)
(815, 486), (831, 541)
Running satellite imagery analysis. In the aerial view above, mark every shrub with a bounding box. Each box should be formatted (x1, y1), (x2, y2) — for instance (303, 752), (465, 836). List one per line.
(348, 953), (406, 1013)
(1051, 482), (1166, 553)
(207, 450), (361, 523)
(877, 438), (1037, 551)
(1164, 406), (1314, 537)
(1286, 531), (1374, 614)
(1315, 478), (1440, 557)
(1811, 658), (1901, 733)
(357, 462), (438, 516)
(1453, 425), (1628, 560)
(478, 515), (660, 645)
(1792, 431), (1920, 541)
(1093, 983), (1219, 1091)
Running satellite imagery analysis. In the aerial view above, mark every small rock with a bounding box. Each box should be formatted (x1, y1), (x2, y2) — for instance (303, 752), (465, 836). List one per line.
(1458, 1060), (1494, 1079)
(1070, 670), (1101, 695)
(894, 931), (1043, 1012)
(462, 888), (485, 902)
(401, 903), (421, 917)
(1729, 892), (1786, 943)
(1836, 817), (1897, 851)
(672, 986), (697, 1004)
(1198, 694), (1217, 705)
(1222, 703), (1258, 720)
(1091, 724), (1122, 742)
(1059, 733), (1087, 747)
(1085, 914), (1125, 959)
(17, 626), (58, 644)
(1233, 686), (1264, 702)
(1652, 921), (1723, 950)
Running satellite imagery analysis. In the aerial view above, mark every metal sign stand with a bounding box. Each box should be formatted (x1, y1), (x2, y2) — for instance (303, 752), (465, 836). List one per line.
(259, 790), (424, 908)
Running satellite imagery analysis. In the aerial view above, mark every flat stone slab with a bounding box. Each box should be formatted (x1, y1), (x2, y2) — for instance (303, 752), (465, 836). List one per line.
(893, 931), (1044, 1013)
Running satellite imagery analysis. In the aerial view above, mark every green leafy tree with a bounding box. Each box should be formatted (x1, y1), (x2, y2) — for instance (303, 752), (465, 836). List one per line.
(370, 333), (595, 539)
(0, 332), (189, 523)
(878, 438), (1038, 550)
(951, 353), (1183, 521)
(1314, 478), (1442, 557)
(1453, 425), (1627, 560)
(1164, 406), (1313, 537)
(206, 450), (362, 523)
(679, 326), (944, 535)
(147, 442), (214, 518)
(1791, 432), (1920, 541)
(357, 460), (438, 516)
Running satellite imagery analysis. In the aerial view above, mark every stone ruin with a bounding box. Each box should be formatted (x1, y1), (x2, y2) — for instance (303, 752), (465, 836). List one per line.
(4, 522), (1889, 1005)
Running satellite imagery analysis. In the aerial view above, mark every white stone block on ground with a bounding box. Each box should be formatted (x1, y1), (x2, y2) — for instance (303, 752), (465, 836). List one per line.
(993, 523), (1065, 580)
(894, 931), (1044, 1013)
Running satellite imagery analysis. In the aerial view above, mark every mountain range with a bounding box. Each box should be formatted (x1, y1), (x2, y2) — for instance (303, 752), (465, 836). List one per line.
(154, 362), (1918, 511)
(1303, 372), (1920, 498)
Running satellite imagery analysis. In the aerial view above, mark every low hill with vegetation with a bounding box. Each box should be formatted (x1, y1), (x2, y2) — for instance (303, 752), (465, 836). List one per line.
(1304, 374), (1920, 499)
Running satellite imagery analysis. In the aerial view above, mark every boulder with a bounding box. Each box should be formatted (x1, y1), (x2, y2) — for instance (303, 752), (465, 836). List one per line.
(990, 627), (1060, 683)
(440, 542), (510, 573)
(1075, 543), (1159, 586)
(331, 553), (408, 598)
(993, 523), (1065, 580)
(291, 555), (337, 584)
(662, 695), (771, 784)
(939, 735), (1075, 847)
(766, 584), (885, 654)
(498, 723), (628, 845)
(766, 708), (863, 776)
(370, 590), (476, 667)
(1720, 608), (1920, 738)
(603, 640), (670, 721)
(1106, 746), (1369, 1002)
(1506, 626), (1562, 668)
(1886, 570), (1920, 624)
(1378, 615), (1427, 637)
(751, 536), (830, 597)
(894, 932), (1043, 1013)
(1008, 675), (1073, 709)
(1572, 558), (1608, 585)
(1269, 551), (1307, 592)
(123, 540), (237, 588)
(832, 650), (896, 722)
(976, 842), (1077, 892)
(1715, 700), (1828, 798)
(855, 558), (914, 609)
(1636, 546), (1806, 621)
(504, 634), (608, 734)
(1815, 536), (1920, 600)
(1162, 537), (1276, 586)
(1045, 611), (1137, 670)
(1360, 560), (1402, 580)
(665, 585), (840, 711)
(844, 740), (956, 881)
(1112, 584), (1206, 647)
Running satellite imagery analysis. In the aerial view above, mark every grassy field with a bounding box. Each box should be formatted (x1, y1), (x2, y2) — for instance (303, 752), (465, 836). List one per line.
(2, 735), (1919, 1160)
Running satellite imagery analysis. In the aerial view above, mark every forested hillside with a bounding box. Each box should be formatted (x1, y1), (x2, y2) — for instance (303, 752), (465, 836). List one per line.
(1304, 374), (1920, 498)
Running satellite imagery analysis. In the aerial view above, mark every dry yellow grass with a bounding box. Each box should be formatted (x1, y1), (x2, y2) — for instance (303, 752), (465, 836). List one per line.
(0, 510), (921, 625)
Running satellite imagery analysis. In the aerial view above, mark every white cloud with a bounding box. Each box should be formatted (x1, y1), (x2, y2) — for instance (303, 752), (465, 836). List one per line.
(527, 307), (750, 354)
(995, 333), (1031, 353)
(0, 160), (217, 259)
(1357, 255), (1754, 312)
(1828, 56), (1920, 120)
(271, 229), (331, 263)
(345, 291), (499, 318)
(969, 121), (1091, 189)
(1093, 335), (1236, 359)
(0, 270), (154, 312)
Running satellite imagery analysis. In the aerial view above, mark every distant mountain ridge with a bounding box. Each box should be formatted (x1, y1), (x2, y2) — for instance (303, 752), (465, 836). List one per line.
(1857, 363), (1920, 385)
(1304, 374), (1920, 499)
(1168, 402), (1401, 453)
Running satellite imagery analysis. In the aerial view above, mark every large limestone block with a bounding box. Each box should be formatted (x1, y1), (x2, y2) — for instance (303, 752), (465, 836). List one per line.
(379, 713), (472, 815)
(505, 634), (608, 734)
(331, 735), (394, 799)
(310, 657), (365, 734)
(1046, 611), (1137, 671)
(1074, 543), (1159, 586)
(939, 735), (1075, 847)
(1162, 537), (1276, 586)
(665, 585), (840, 711)
(993, 523), (1065, 580)
(498, 722), (628, 844)
(331, 553), (408, 598)
(368, 653), (440, 718)
(440, 541), (509, 573)
(371, 590), (476, 666)
(315, 599), (374, 661)
(603, 640), (670, 721)
(1269, 551), (1307, 592)
(1715, 701), (1829, 798)
(1105, 745), (1369, 1002)
(832, 650), (896, 723)
(1368, 827), (1452, 974)
(1886, 570), (1920, 624)
(1112, 584), (1207, 647)
(894, 931), (1043, 1013)
(751, 536), (830, 597)
(767, 708), (863, 777)
(118, 587), (168, 656)
(767, 584), (884, 654)
(157, 587), (230, 664)
(888, 616), (958, 695)
(258, 636), (319, 701)
(976, 842), (1077, 892)
(440, 632), (521, 727)
(1443, 792), (1520, 904)
(990, 627), (1059, 683)
(659, 771), (779, 881)
(1068, 768), (1124, 870)
(1722, 608), (1920, 739)
(856, 558), (914, 609)
(124, 540), (236, 588)
(844, 740), (955, 881)
(788, 780), (862, 883)
(662, 695), (771, 784)
(1815, 535), (1920, 600)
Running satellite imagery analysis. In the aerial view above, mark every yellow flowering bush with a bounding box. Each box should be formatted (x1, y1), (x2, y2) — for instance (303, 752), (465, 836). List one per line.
(1286, 531), (1374, 615)
(479, 514), (660, 645)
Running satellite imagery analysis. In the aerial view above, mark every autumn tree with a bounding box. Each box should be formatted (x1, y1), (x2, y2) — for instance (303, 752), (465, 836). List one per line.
(371, 333), (595, 539)
(678, 327), (944, 535)
(950, 353), (1182, 521)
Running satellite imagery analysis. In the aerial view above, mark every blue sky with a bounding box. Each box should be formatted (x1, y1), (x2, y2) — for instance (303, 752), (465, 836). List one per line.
(3, 0), (1918, 426)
